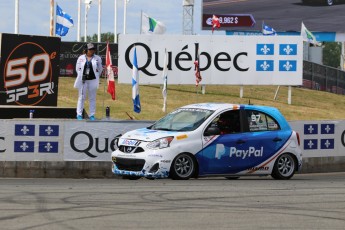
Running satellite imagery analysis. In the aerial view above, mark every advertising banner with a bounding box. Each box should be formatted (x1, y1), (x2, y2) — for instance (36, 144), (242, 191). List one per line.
(0, 120), (64, 161)
(59, 42), (118, 77)
(118, 35), (303, 86)
(0, 33), (60, 106)
(290, 120), (345, 157)
(63, 120), (153, 161)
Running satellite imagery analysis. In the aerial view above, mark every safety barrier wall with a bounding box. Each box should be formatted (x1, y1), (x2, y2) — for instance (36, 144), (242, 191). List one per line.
(0, 119), (344, 178)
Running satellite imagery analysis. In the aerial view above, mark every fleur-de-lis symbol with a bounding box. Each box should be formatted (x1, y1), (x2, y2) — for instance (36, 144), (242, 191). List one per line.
(45, 126), (54, 135)
(260, 61), (270, 71)
(21, 126), (30, 135)
(20, 142), (29, 151)
(260, 45), (270, 55)
(283, 45), (293, 55)
(283, 61), (293, 71)
(44, 143), (53, 152)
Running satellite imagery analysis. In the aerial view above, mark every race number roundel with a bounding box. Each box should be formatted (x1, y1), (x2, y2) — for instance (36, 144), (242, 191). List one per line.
(3, 42), (55, 106)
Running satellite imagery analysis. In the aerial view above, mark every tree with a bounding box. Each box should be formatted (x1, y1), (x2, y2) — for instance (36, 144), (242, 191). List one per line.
(322, 42), (341, 68)
(81, 32), (116, 43)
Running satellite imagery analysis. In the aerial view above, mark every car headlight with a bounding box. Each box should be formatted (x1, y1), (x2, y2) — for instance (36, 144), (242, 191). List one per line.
(147, 136), (174, 149)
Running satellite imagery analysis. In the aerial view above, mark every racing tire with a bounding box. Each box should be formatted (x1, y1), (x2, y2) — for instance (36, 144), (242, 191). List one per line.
(170, 153), (196, 180)
(271, 153), (296, 180)
(326, 0), (334, 6)
(122, 175), (142, 180)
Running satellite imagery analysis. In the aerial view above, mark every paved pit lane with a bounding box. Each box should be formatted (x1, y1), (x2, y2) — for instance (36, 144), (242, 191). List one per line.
(1, 173), (345, 230)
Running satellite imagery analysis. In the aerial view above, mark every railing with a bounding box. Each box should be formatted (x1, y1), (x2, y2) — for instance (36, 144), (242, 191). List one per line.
(303, 61), (345, 95)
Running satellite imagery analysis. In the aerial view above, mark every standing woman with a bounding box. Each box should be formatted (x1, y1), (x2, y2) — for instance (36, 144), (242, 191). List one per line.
(74, 43), (103, 120)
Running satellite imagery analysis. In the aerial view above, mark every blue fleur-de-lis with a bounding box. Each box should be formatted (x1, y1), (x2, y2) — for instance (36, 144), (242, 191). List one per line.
(260, 61), (270, 71)
(283, 61), (293, 71)
(283, 45), (293, 55)
(261, 45), (270, 55)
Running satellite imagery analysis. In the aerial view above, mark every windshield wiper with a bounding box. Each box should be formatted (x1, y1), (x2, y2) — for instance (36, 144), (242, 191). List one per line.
(153, 128), (172, 131)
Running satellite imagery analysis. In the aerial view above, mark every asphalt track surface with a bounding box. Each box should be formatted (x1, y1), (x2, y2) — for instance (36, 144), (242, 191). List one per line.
(202, 0), (345, 32)
(1, 173), (345, 230)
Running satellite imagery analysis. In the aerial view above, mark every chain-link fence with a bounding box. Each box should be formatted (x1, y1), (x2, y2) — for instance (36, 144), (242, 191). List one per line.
(303, 61), (345, 95)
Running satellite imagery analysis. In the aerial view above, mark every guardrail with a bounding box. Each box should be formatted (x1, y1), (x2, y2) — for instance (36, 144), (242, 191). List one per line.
(303, 61), (345, 95)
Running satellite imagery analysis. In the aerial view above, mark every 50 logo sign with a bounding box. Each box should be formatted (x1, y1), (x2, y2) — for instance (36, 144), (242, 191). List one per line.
(0, 34), (60, 106)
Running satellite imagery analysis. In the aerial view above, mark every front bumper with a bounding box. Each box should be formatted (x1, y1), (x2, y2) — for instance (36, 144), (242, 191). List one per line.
(111, 150), (172, 179)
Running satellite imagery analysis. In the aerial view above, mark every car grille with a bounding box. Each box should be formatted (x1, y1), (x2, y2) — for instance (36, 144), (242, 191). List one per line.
(115, 157), (145, 171)
(118, 145), (144, 153)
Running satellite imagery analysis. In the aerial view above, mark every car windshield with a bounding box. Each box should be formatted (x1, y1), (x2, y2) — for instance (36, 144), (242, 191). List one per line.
(149, 108), (214, 131)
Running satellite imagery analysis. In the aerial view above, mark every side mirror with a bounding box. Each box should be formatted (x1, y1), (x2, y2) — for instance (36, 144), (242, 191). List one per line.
(204, 126), (220, 136)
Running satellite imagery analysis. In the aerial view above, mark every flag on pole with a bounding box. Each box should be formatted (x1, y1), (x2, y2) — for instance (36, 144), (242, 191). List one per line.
(55, 5), (74, 36)
(301, 22), (320, 46)
(211, 15), (220, 33)
(85, 0), (92, 10)
(132, 47), (141, 113)
(141, 13), (166, 34)
(162, 49), (168, 113)
(106, 42), (116, 100)
(194, 46), (202, 87)
(262, 21), (276, 36)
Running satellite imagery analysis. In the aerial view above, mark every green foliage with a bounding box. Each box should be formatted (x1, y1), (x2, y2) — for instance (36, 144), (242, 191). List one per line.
(81, 32), (117, 43)
(322, 42), (341, 68)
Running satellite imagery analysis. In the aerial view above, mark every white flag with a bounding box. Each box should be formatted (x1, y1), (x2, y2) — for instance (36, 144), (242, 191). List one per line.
(162, 49), (168, 112)
(141, 13), (166, 34)
(301, 22), (321, 46)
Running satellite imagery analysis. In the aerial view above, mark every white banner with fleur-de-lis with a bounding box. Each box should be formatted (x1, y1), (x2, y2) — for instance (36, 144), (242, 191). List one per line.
(119, 35), (303, 85)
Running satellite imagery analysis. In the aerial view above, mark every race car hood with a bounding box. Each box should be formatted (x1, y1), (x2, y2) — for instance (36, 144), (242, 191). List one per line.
(120, 128), (179, 142)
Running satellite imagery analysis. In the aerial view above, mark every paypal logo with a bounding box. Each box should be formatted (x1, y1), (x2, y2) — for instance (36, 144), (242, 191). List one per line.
(230, 147), (263, 159)
(214, 145), (264, 159)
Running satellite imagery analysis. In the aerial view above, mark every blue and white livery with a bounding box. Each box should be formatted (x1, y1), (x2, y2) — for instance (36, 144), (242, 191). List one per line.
(111, 103), (302, 180)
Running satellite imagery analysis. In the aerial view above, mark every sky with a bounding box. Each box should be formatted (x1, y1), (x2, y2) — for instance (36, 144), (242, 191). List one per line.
(0, 0), (220, 42)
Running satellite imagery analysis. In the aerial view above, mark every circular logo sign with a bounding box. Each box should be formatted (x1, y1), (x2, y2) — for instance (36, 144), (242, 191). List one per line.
(3, 42), (55, 106)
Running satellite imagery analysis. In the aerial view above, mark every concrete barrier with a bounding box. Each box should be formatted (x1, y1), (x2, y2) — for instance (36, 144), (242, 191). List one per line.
(1, 157), (344, 178)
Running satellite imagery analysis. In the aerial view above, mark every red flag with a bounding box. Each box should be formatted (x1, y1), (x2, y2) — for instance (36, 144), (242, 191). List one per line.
(212, 15), (220, 33)
(106, 41), (116, 100)
(194, 47), (202, 87)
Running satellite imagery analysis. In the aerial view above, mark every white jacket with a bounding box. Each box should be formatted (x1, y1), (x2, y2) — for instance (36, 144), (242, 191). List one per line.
(74, 54), (103, 89)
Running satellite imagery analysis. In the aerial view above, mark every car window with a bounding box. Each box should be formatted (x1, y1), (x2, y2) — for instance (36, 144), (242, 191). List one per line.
(246, 110), (280, 132)
(206, 110), (241, 135)
(150, 108), (214, 131)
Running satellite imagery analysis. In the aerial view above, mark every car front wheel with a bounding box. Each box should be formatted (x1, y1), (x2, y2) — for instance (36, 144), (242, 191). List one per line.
(327, 0), (334, 5)
(170, 153), (195, 180)
(271, 153), (296, 180)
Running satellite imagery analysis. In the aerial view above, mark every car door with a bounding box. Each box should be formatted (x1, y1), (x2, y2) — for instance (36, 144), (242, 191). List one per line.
(199, 109), (290, 175)
(199, 109), (243, 175)
(233, 109), (291, 173)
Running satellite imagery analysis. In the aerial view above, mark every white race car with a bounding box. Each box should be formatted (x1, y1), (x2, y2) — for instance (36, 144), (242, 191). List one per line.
(111, 103), (302, 180)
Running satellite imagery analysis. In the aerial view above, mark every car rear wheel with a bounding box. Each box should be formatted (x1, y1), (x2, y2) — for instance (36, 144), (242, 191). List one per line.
(271, 153), (296, 180)
(170, 153), (195, 180)
(326, 0), (334, 6)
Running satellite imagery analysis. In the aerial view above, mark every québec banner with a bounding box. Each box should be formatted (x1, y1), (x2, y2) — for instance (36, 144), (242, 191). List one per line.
(118, 35), (303, 86)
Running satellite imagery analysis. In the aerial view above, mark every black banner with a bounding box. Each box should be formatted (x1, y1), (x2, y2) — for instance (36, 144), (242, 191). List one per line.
(59, 42), (118, 77)
(0, 33), (60, 106)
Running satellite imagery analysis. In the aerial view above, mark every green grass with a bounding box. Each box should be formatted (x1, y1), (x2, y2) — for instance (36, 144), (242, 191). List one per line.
(58, 77), (345, 121)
